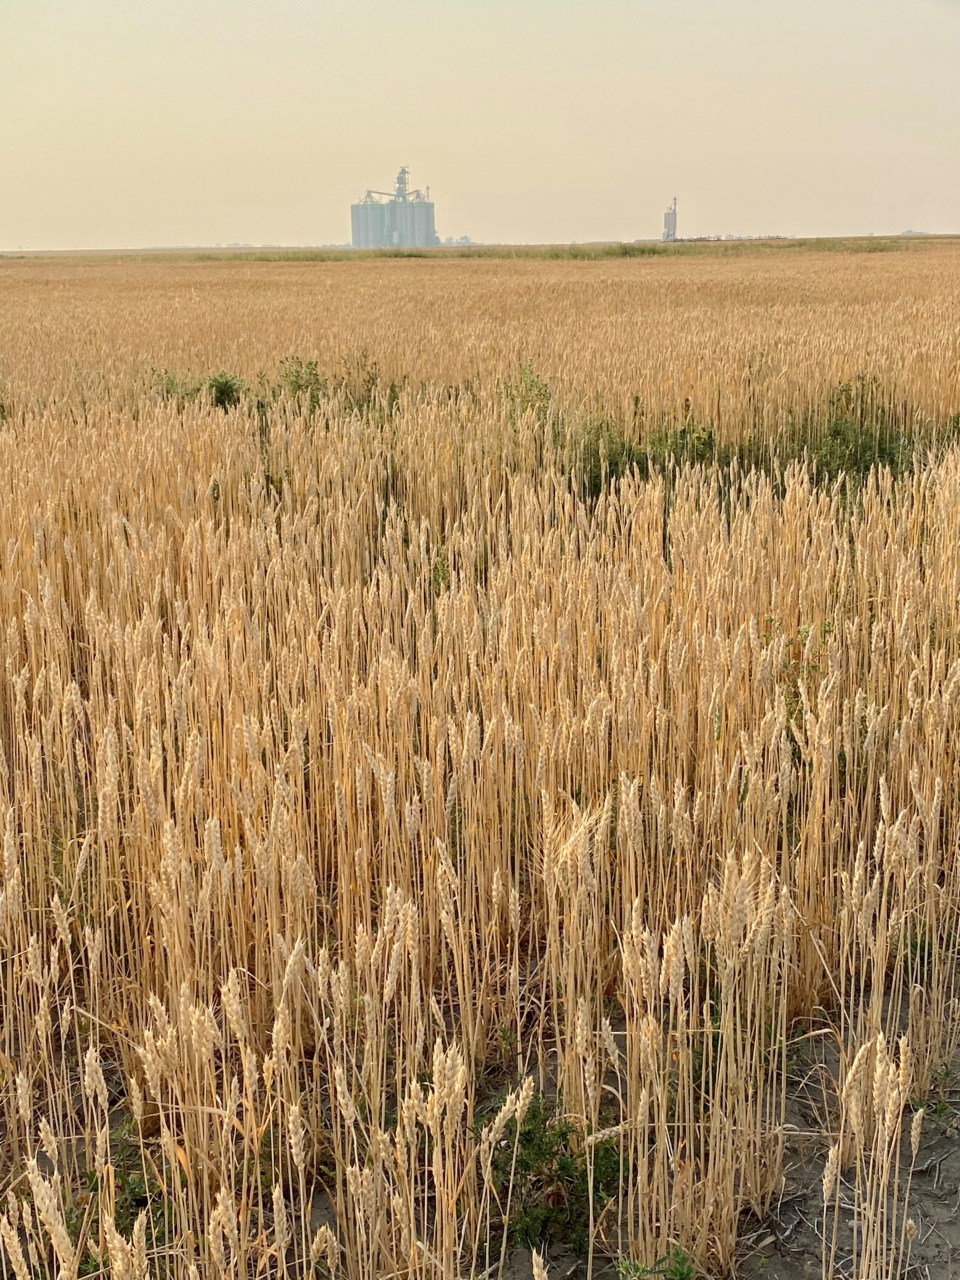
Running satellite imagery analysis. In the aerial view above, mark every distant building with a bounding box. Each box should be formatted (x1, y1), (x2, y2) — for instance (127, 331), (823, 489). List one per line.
(663, 197), (678, 243)
(351, 168), (440, 249)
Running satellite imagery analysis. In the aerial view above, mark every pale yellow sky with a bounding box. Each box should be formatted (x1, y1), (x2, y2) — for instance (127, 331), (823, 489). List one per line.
(2, 0), (958, 249)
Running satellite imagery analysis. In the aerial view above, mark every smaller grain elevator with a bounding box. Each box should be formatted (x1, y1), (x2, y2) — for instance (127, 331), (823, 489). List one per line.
(662, 197), (678, 242)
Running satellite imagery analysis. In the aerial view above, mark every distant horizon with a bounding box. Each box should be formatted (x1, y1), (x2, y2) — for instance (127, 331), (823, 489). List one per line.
(3, 230), (956, 257)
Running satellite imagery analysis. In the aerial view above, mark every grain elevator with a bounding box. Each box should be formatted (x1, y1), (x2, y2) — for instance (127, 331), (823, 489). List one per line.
(351, 168), (439, 249)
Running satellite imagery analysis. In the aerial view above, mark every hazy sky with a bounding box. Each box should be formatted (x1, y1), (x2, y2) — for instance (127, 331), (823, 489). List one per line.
(2, 0), (958, 249)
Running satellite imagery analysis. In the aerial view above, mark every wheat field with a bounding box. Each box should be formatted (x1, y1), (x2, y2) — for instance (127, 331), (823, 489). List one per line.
(2, 242), (960, 1279)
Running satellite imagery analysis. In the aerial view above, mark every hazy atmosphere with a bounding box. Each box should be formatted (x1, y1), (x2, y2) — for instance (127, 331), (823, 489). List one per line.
(3, 0), (959, 250)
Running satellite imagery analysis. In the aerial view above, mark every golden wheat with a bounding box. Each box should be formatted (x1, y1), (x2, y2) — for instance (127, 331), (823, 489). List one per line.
(1, 243), (959, 1279)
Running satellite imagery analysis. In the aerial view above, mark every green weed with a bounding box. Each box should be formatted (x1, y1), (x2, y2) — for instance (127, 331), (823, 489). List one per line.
(277, 355), (326, 412)
(487, 1092), (619, 1254)
(204, 370), (244, 411)
(616, 1246), (698, 1279)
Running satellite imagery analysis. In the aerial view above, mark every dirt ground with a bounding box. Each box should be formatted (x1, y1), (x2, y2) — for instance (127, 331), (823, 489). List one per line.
(500, 1039), (960, 1280)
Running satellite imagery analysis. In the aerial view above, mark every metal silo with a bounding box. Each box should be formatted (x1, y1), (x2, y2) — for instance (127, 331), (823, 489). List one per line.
(351, 197), (386, 249)
(410, 198), (437, 248)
